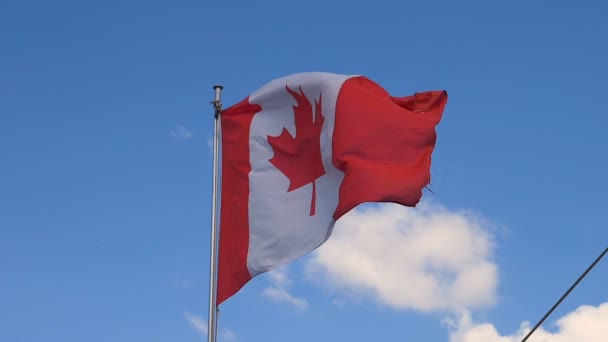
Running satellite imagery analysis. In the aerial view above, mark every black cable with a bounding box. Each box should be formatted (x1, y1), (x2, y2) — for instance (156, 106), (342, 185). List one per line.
(521, 246), (608, 342)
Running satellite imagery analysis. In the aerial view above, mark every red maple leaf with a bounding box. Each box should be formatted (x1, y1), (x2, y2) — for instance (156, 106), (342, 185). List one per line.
(267, 85), (326, 216)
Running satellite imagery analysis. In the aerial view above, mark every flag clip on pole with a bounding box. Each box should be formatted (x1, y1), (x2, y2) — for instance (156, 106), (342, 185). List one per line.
(207, 85), (223, 342)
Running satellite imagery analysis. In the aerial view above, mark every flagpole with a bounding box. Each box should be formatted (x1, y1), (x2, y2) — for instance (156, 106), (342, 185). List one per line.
(207, 85), (223, 342)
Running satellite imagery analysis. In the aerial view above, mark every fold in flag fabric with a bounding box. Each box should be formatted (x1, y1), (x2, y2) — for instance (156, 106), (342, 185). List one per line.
(218, 72), (447, 304)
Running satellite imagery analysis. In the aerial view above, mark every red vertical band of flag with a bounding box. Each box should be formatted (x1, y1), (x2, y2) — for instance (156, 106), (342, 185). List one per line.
(332, 76), (447, 219)
(217, 98), (260, 305)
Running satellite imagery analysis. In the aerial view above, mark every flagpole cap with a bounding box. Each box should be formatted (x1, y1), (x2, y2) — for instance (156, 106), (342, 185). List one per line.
(212, 85), (224, 115)
(213, 85), (223, 101)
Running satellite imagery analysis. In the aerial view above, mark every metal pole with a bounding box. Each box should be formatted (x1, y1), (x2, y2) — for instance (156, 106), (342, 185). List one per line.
(207, 85), (223, 342)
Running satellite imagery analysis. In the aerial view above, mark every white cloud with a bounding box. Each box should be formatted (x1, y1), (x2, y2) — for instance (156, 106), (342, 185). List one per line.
(262, 267), (309, 312)
(222, 329), (238, 341)
(184, 312), (238, 341)
(306, 202), (498, 312)
(262, 287), (309, 312)
(170, 125), (193, 142)
(298, 201), (607, 341)
(447, 303), (608, 342)
(184, 311), (207, 336)
(267, 265), (292, 288)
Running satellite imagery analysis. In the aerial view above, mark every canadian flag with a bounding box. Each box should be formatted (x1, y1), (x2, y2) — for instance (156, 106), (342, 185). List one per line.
(218, 72), (447, 304)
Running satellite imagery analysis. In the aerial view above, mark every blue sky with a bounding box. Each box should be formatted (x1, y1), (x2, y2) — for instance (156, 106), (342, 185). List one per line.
(1, 0), (607, 341)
